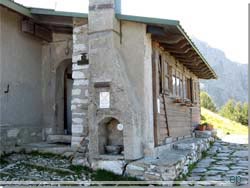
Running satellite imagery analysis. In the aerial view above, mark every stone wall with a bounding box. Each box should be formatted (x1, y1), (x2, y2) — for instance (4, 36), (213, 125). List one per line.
(71, 19), (89, 154)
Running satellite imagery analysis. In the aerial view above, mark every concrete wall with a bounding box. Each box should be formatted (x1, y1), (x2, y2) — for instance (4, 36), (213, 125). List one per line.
(0, 7), (43, 150)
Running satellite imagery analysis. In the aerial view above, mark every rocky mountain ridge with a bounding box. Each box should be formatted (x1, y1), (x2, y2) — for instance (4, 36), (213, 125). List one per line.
(193, 38), (248, 108)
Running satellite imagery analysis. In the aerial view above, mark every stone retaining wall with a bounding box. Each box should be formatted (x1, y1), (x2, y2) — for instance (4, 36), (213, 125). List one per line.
(93, 131), (216, 181)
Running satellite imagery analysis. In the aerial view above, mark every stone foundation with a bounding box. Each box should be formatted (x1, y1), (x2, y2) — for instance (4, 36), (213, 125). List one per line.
(93, 130), (216, 181)
(0, 125), (43, 154)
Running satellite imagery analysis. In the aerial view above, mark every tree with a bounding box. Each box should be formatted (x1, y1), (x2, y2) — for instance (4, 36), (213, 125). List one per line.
(234, 102), (243, 123)
(241, 103), (248, 125)
(219, 100), (248, 125)
(219, 99), (235, 120)
(200, 91), (217, 112)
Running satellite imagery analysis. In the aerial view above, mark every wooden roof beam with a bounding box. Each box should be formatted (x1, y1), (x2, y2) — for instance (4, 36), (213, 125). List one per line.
(152, 35), (185, 44)
(160, 40), (189, 50)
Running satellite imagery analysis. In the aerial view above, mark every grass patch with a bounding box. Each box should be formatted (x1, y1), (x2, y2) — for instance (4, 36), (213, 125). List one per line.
(0, 157), (9, 166)
(28, 151), (68, 159)
(69, 165), (92, 174)
(23, 163), (73, 176)
(201, 151), (208, 158)
(201, 108), (248, 135)
(174, 162), (198, 182)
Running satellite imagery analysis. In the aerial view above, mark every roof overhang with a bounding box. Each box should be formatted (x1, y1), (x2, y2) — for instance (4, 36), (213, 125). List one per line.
(116, 14), (217, 79)
(0, 0), (87, 19)
(0, 0), (88, 34)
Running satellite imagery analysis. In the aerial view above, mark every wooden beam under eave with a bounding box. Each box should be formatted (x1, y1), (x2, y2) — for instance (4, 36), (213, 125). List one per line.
(159, 39), (188, 49)
(190, 67), (210, 73)
(174, 56), (201, 64)
(152, 34), (185, 44)
(166, 46), (193, 54)
(174, 53), (198, 60)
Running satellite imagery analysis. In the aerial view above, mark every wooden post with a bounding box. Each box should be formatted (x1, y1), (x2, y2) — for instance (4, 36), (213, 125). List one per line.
(152, 50), (158, 147)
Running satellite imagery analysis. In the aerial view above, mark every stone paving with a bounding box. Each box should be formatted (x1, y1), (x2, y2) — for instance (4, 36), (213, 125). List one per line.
(185, 139), (248, 186)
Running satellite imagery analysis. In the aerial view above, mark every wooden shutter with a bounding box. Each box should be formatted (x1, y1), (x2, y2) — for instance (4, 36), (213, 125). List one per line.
(168, 65), (172, 94)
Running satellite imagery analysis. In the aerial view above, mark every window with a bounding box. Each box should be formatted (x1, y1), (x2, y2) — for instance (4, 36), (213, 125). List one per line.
(172, 71), (176, 96)
(176, 76), (180, 97)
(183, 77), (187, 99)
(179, 76), (183, 98)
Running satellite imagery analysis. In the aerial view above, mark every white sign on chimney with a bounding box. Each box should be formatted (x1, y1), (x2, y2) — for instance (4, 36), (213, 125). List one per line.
(99, 91), (110, 108)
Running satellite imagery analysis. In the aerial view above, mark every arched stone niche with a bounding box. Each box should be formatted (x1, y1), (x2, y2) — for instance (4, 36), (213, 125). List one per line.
(98, 117), (124, 155)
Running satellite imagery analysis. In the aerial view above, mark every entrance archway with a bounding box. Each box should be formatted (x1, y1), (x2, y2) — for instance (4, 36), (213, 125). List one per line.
(55, 59), (72, 135)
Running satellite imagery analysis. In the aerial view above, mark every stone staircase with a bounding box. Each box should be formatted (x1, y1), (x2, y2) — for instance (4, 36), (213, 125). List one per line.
(124, 131), (216, 181)
(46, 134), (72, 144)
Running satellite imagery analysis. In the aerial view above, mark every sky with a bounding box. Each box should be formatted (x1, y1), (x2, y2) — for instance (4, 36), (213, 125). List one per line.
(15, 0), (249, 64)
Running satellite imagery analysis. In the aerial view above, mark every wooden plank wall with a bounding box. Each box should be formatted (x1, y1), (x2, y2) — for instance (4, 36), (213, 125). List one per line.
(152, 43), (200, 146)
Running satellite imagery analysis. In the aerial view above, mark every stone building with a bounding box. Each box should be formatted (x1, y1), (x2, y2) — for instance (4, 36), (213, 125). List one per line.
(0, 0), (217, 179)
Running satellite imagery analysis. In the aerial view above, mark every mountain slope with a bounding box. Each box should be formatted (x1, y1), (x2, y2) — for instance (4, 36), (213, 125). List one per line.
(193, 38), (248, 107)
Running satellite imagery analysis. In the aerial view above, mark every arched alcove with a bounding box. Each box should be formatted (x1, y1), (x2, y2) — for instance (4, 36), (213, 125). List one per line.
(98, 117), (124, 155)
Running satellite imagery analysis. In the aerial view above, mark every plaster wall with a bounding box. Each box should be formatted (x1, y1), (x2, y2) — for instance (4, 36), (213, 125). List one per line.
(0, 7), (43, 149)
(120, 21), (154, 155)
(41, 33), (73, 136)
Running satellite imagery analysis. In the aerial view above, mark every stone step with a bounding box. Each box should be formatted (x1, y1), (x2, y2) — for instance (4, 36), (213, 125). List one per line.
(47, 134), (71, 144)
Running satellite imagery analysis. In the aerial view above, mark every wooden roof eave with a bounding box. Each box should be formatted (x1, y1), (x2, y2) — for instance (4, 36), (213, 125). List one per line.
(146, 25), (216, 79)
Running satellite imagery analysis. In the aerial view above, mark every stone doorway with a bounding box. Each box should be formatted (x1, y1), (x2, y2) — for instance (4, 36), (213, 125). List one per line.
(64, 64), (73, 135)
(98, 118), (124, 155)
(55, 59), (72, 135)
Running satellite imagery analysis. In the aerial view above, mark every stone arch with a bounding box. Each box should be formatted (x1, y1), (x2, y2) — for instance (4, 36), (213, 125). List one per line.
(98, 117), (124, 155)
(55, 58), (72, 134)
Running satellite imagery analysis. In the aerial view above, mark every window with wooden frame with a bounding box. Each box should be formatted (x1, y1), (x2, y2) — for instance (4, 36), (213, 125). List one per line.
(183, 76), (187, 99)
(176, 77), (180, 97)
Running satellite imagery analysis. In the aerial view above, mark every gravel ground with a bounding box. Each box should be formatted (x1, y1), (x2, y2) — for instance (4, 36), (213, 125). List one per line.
(0, 152), (88, 181)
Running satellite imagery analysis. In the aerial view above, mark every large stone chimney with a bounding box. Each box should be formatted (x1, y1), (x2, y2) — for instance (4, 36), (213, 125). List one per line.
(88, 0), (143, 161)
